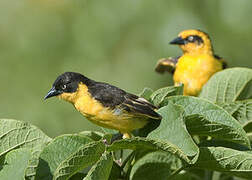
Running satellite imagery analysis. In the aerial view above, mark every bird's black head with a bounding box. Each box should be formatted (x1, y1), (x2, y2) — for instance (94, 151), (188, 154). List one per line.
(44, 72), (90, 100)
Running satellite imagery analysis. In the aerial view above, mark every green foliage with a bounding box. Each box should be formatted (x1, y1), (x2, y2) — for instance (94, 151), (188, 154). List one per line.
(166, 96), (250, 147)
(218, 100), (252, 130)
(107, 137), (191, 163)
(148, 104), (199, 159)
(36, 135), (94, 179)
(53, 141), (105, 180)
(0, 148), (32, 180)
(130, 151), (183, 180)
(0, 119), (51, 157)
(150, 85), (183, 107)
(193, 147), (252, 179)
(199, 68), (252, 103)
(0, 68), (252, 179)
(84, 153), (113, 180)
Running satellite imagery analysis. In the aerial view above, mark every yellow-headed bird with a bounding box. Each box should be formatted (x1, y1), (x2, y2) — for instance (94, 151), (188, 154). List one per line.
(44, 72), (161, 138)
(155, 29), (227, 96)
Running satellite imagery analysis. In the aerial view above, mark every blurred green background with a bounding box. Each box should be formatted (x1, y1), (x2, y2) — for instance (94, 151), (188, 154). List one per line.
(0, 0), (251, 137)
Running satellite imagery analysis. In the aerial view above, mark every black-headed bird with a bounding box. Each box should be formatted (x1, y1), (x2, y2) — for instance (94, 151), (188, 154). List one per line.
(44, 72), (161, 138)
(155, 29), (227, 96)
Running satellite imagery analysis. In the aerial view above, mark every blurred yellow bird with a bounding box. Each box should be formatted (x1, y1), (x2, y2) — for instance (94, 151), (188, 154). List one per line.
(155, 29), (227, 96)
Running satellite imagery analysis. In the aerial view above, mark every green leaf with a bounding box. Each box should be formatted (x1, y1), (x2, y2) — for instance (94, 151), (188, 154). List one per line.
(150, 85), (183, 107)
(218, 100), (252, 129)
(107, 137), (191, 163)
(138, 87), (154, 101)
(25, 144), (48, 180)
(199, 67), (252, 103)
(130, 151), (183, 180)
(100, 127), (117, 135)
(36, 134), (93, 180)
(53, 141), (105, 180)
(199, 139), (249, 151)
(0, 119), (51, 157)
(78, 131), (104, 141)
(186, 115), (250, 151)
(0, 148), (32, 180)
(165, 96), (250, 148)
(84, 153), (113, 180)
(69, 173), (86, 180)
(108, 162), (123, 180)
(193, 147), (252, 179)
(244, 122), (252, 134)
(148, 103), (199, 158)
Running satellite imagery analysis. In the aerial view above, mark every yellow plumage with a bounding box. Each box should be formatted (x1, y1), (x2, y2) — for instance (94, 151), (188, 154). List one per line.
(156, 29), (226, 96)
(174, 54), (223, 95)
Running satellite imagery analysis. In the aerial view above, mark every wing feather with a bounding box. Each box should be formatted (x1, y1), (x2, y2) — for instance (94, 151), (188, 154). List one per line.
(122, 94), (161, 120)
(89, 82), (162, 120)
(155, 56), (180, 74)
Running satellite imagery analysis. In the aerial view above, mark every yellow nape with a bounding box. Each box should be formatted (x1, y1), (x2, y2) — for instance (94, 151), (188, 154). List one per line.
(174, 54), (223, 96)
(58, 83), (148, 135)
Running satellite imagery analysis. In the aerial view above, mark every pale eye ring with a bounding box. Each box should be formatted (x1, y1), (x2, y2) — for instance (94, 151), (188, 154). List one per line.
(188, 36), (194, 42)
(62, 84), (67, 90)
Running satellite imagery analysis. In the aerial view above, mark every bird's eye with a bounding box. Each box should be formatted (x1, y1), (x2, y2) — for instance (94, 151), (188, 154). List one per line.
(187, 36), (194, 42)
(62, 84), (67, 90)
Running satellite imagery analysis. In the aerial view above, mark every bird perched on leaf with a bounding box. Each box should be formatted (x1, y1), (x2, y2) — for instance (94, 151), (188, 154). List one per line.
(155, 29), (227, 96)
(44, 72), (161, 138)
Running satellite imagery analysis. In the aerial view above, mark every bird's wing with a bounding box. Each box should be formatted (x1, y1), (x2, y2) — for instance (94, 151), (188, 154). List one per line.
(155, 56), (180, 74)
(89, 82), (126, 109)
(89, 82), (161, 120)
(214, 54), (228, 69)
(121, 94), (162, 120)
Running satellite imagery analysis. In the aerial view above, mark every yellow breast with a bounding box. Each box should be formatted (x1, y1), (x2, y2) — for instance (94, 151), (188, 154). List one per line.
(174, 54), (223, 96)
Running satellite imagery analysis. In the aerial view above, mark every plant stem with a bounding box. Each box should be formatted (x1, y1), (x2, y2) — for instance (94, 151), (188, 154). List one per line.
(121, 151), (135, 169)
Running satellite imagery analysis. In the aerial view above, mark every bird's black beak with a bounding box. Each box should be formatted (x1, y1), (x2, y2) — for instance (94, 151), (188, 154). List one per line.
(44, 87), (61, 100)
(169, 36), (186, 45)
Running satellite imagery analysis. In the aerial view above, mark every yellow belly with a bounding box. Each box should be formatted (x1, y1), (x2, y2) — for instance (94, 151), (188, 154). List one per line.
(75, 102), (148, 133)
(174, 54), (223, 96)
(73, 91), (148, 133)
